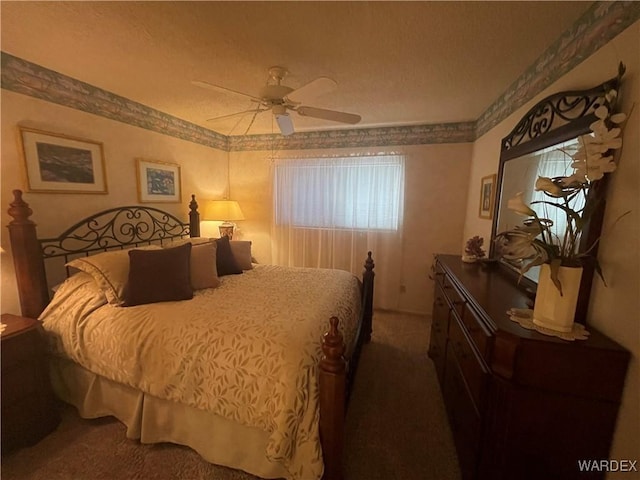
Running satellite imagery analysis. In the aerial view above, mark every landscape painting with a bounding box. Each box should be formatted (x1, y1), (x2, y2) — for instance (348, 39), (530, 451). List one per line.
(20, 127), (107, 193)
(136, 159), (181, 203)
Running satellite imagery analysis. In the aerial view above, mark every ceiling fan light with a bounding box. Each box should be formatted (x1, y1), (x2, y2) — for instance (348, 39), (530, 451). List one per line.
(275, 111), (295, 136)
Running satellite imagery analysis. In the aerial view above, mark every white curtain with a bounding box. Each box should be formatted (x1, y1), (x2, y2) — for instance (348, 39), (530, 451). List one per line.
(271, 155), (405, 310)
(528, 138), (585, 244)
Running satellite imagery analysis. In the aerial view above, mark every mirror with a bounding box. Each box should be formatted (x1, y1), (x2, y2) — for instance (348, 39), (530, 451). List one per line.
(495, 136), (584, 283)
(490, 70), (622, 321)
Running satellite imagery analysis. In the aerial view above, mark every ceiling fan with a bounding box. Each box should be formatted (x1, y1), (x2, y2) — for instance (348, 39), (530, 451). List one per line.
(193, 66), (361, 136)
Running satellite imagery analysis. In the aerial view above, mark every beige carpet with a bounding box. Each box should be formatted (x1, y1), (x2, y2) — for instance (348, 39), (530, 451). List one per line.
(1, 311), (461, 480)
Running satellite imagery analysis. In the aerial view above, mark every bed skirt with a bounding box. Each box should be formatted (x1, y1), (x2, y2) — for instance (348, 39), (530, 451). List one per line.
(49, 357), (291, 479)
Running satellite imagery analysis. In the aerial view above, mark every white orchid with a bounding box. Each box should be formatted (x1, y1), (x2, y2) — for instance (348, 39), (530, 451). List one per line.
(535, 177), (563, 197)
(586, 154), (617, 181)
(507, 192), (536, 216)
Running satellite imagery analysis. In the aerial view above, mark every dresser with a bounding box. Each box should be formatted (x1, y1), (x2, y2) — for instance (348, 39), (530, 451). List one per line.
(428, 255), (630, 480)
(1, 314), (60, 454)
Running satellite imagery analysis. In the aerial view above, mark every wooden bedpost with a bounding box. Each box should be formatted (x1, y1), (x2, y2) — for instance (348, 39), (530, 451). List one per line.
(6, 190), (49, 319)
(362, 251), (375, 342)
(189, 194), (200, 237)
(319, 316), (346, 480)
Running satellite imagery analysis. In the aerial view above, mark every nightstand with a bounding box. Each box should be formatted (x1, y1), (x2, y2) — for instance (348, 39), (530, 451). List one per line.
(1, 314), (60, 454)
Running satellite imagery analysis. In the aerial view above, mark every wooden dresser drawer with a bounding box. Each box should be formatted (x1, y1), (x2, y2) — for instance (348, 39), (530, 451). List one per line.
(432, 283), (450, 336)
(443, 346), (481, 480)
(442, 275), (466, 317)
(429, 282), (451, 384)
(461, 303), (491, 360)
(448, 315), (488, 412)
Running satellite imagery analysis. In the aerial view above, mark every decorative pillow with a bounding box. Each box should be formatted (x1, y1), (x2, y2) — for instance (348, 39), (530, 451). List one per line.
(215, 235), (243, 276)
(123, 243), (193, 307)
(190, 241), (220, 290)
(66, 245), (162, 305)
(229, 240), (253, 270)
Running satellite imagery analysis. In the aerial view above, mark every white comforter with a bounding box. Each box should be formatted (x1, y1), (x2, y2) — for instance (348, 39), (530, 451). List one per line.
(39, 264), (362, 480)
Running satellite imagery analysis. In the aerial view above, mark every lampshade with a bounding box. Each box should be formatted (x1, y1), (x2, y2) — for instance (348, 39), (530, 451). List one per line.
(203, 200), (245, 222)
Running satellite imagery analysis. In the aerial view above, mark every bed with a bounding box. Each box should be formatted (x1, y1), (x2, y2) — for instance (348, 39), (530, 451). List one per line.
(6, 189), (375, 480)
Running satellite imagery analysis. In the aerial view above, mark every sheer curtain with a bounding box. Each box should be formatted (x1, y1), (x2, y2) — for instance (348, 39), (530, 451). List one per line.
(528, 138), (585, 244)
(272, 155), (405, 310)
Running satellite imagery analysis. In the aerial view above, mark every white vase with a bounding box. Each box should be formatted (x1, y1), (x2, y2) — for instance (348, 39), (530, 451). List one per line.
(533, 263), (583, 333)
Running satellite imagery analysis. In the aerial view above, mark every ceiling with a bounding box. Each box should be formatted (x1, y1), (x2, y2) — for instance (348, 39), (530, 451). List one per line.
(1, 1), (592, 137)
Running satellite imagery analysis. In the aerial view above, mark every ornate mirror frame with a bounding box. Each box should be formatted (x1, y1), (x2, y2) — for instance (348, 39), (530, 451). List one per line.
(489, 68), (623, 323)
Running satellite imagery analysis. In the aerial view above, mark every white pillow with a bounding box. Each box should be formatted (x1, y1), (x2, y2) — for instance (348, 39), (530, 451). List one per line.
(66, 245), (161, 305)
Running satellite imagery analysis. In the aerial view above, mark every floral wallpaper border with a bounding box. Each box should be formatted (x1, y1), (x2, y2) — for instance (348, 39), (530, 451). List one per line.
(227, 123), (475, 152)
(1, 2), (638, 152)
(475, 1), (640, 137)
(0, 52), (229, 151)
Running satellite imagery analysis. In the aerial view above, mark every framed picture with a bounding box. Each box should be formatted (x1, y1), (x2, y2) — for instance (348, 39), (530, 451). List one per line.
(136, 159), (181, 203)
(479, 174), (496, 219)
(19, 127), (107, 194)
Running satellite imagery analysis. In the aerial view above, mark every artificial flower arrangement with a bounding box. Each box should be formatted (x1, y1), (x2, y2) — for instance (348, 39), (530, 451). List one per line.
(463, 235), (486, 262)
(494, 65), (629, 295)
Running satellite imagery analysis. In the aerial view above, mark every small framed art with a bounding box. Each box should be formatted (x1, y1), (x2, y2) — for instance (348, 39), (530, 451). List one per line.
(479, 174), (496, 219)
(19, 127), (107, 194)
(136, 159), (181, 203)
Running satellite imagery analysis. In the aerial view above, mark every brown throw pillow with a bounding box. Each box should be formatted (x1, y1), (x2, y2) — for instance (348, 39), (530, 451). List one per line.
(229, 240), (253, 270)
(190, 242), (220, 290)
(215, 235), (243, 276)
(123, 243), (193, 306)
(66, 245), (162, 305)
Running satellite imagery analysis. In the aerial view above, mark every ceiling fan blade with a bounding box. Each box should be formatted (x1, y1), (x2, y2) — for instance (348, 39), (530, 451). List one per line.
(297, 106), (361, 125)
(192, 80), (263, 102)
(275, 111), (295, 136)
(286, 77), (337, 104)
(206, 108), (266, 122)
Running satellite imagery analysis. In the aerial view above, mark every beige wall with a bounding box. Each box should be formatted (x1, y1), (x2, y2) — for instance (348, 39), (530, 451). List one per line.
(462, 21), (639, 474)
(0, 86), (473, 317)
(1, 90), (228, 314)
(230, 143), (472, 314)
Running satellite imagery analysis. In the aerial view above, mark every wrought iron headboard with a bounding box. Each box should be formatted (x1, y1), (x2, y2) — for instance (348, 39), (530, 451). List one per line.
(7, 190), (200, 318)
(40, 205), (191, 260)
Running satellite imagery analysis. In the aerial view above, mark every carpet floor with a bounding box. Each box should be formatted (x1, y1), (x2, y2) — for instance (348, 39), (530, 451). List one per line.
(1, 311), (461, 480)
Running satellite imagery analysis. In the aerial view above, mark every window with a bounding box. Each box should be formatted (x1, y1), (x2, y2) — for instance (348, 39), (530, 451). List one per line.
(274, 155), (405, 231)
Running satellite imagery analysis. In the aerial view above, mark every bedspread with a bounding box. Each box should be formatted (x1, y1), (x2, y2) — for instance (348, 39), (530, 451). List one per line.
(39, 264), (362, 480)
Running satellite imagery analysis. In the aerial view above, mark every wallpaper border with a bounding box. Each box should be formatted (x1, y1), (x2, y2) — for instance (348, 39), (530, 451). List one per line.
(227, 123), (476, 152)
(475, 1), (640, 137)
(1, 2), (638, 152)
(0, 52), (229, 151)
